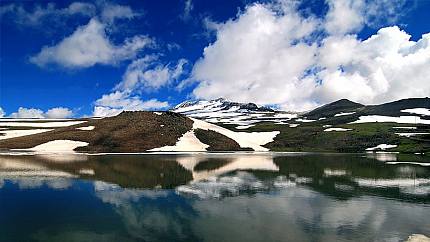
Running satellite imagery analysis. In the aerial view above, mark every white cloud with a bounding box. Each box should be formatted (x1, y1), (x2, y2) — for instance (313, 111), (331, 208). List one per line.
(324, 0), (409, 35)
(316, 27), (430, 104)
(101, 3), (137, 23)
(0, 107), (5, 118)
(189, 1), (429, 111)
(324, 0), (364, 35)
(115, 57), (187, 92)
(10, 107), (45, 118)
(191, 3), (319, 110)
(8, 107), (73, 119)
(45, 107), (73, 119)
(93, 91), (169, 117)
(0, 1), (141, 27)
(0, 2), (95, 26)
(30, 18), (152, 68)
(93, 106), (123, 117)
(140, 99), (170, 109)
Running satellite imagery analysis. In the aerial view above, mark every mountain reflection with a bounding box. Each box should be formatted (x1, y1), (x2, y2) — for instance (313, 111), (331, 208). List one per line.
(1, 153), (429, 242)
(0, 153), (429, 202)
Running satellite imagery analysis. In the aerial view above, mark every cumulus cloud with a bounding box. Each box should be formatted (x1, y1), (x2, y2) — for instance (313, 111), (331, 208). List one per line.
(324, 0), (364, 35)
(325, 0), (409, 35)
(9, 107), (73, 119)
(192, 3), (319, 110)
(30, 18), (152, 68)
(93, 91), (169, 117)
(115, 56), (188, 92)
(189, 1), (429, 110)
(9, 108), (45, 118)
(0, 107), (5, 118)
(315, 27), (430, 103)
(44, 107), (74, 119)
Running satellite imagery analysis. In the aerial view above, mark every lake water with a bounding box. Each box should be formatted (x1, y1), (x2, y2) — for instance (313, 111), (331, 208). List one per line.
(0, 152), (429, 242)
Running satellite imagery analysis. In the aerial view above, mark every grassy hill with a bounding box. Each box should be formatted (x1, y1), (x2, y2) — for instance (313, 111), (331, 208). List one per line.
(0, 111), (193, 152)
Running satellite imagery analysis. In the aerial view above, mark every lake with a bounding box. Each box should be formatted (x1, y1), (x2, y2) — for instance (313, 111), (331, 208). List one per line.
(0, 152), (429, 242)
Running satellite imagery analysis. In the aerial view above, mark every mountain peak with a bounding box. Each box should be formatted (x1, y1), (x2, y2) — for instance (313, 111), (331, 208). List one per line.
(305, 99), (364, 119)
(172, 98), (275, 113)
(171, 98), (298, 128)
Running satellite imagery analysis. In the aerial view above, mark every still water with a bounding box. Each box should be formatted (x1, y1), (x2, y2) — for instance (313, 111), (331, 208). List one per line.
(0, 152), (429, 242)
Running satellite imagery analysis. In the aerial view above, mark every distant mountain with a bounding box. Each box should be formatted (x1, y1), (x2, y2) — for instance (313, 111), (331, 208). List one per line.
(363, 98), (430, 116)
(171, 98), (297, 129)
(303, 97), (430, 122)
(174, 98), (274, 113)
(305, 99), (364, 119)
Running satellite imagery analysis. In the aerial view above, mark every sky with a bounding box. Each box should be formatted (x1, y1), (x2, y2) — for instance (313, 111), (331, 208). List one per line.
(0, 0), (429, 118)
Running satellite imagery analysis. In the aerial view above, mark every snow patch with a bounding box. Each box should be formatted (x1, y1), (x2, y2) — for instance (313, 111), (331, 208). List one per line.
(386, 162), (430, 167)
(323, 127), (352, 132)
(351, 115), (430, 124)
(191, 118), (279, 151)
(76, 126), (94, 131)
(0, 118), (73, 122)
(396, 133), (429, 137)
(393, 126), (417, 129)
(296, 118), (316, 123)
(0, 129), (53, 140)
(236, 125), (254, 129)
(149, 130), (209, 152)
(0, 121), (86, 127)
(334, 112), (356, 117)
(23, 140), (89, 153)
(401, 108), (430, 116)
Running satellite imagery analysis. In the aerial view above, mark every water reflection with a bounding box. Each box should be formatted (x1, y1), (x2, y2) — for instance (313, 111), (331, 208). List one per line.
(0, 153), (429, 201)
(0, 153), (429, 241)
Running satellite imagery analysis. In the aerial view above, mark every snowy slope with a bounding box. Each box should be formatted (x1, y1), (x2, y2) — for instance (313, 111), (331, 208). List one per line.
(172, 98), (298, 128)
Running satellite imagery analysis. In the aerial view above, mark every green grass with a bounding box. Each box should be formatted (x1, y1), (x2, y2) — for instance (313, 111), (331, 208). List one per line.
(246, 121), (430, 154)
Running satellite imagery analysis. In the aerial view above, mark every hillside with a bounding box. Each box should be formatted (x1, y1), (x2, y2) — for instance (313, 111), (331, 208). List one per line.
(174, 97), (430, 154)
(0, 98), (429, 154)
(0, 111), (278, 152)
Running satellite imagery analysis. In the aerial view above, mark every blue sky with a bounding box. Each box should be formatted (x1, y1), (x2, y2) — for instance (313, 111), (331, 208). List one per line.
(0, 0), (429, 118)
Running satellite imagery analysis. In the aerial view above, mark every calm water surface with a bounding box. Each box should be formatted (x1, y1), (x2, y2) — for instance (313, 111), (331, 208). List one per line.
(0, 152), (429, 242)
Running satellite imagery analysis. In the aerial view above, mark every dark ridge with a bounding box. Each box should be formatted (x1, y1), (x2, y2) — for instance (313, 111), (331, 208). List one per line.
(363, 97), (430, 116)
(194, 128), (243, 151)
(305, 99), (364, 119)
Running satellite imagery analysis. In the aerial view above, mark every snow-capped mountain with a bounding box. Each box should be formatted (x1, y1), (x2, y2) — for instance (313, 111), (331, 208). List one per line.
(171, 98), (298, 129)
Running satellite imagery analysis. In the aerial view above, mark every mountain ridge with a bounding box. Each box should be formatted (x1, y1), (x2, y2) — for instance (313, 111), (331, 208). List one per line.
(0, 97), (429, 154)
